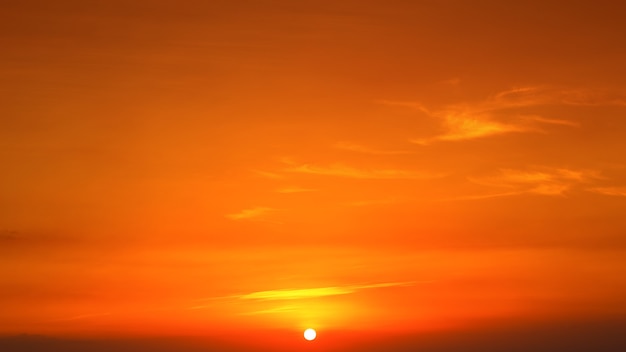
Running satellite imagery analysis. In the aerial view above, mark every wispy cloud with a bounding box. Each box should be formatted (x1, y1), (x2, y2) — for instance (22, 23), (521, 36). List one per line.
(491, 86), (626, 107)
(588, 186), (626, 197)
(463, 167), (600, 198)
(334, 141), (413, 155)
(442, 191), (524, 202)
(234, 281), (415, 301)
(188, 282), (418, 311)
(412, 113), (530, 144)
(523, 116), (581, 128)
(382, 86), (626, 144)
(226, 207), (277, 221)
(283, 160), (440, 180)
(479, 168), (596, 185)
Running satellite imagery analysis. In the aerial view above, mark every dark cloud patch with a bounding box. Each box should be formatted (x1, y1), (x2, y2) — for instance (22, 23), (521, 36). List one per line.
(0, 335), (275, 352)
(2, 318), (626, 352)
(349, 318), (626, 352)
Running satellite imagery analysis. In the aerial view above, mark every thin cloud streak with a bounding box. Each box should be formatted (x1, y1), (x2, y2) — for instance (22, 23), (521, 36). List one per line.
(283, 161), (441, 180)
(460, 167), (601, 199)
(382, 86), (626, 144)
(412, 114), (530, 144)
(441, 191), (524, 202)
(188, 281), (418, 310)
(334, 141), (413, 155)
(589, 187), (626, 197)
(524, 116), (581, 127)
(226, 207), (277, 220)
(234, 281), (416, 301)
(491, 86), (626, 108)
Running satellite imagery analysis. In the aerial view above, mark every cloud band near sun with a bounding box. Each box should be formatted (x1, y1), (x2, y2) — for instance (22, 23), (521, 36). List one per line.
(234, 282), (415, 301)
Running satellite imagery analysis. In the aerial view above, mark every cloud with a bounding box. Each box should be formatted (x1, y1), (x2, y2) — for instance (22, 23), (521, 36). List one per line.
(443, 191), (524, 202)
(234, 281), (415, 301)
(283, 160), (440, 180)
(383, 86), (626, 144)
(524, 116), (581, 128)
(488, 168), (596, 185)
(188, 282), (418, 311)
(588, 187), (626, 197)
(491, 86), (626, 107)
(334, 141), (413, 155)
(412, 113), (530, 144)
(465, 167), (600, 198)
(226, 207), (277, 220)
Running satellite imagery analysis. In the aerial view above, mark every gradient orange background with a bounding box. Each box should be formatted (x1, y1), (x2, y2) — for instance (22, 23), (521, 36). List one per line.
(2, 1), (626, 351)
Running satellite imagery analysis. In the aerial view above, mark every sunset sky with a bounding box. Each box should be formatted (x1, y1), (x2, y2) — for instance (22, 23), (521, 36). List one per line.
(2, 1), (626, 351)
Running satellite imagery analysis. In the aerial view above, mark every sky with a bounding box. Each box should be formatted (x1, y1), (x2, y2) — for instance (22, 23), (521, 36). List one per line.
(1, 0), (626, 351)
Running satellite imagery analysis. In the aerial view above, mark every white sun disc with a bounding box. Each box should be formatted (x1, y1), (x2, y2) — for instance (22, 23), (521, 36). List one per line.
(304, 328), (316, 341)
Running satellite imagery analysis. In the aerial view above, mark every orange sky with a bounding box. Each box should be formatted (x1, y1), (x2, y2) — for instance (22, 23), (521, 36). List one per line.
(2, 1), (626, 350)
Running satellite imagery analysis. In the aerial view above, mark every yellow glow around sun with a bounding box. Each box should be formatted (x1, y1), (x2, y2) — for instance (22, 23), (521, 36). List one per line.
(304, 328), (316, 341)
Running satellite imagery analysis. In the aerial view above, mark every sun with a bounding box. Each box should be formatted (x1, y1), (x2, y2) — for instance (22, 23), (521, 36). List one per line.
(303, 328), (317, 341)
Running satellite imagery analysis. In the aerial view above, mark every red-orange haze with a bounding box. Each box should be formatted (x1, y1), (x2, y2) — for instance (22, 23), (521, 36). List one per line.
(1, 1), (626, 351)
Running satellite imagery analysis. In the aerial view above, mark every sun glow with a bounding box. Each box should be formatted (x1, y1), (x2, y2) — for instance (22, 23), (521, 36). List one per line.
(304, 328), (317, 341)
